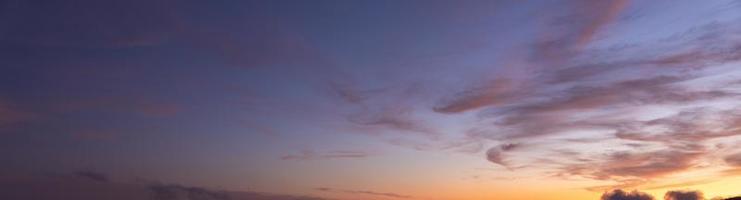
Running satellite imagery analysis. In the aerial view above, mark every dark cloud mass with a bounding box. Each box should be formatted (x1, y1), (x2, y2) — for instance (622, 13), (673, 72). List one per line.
(0, 172), (325, 200)
(601, 190), (737, 200)
(601, 189), (654, 200)
(664, 191), (703, 200)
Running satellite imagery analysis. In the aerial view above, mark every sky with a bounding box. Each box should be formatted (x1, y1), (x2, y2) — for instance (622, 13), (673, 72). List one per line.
(1, 0), (741, 200)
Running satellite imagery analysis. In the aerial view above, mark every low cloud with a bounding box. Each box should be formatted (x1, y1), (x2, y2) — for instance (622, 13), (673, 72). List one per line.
(601, 189), (654, 200)
(664, 191), (703, 200)
(316, 187), (411, 199)
(601, 189), (740, 200)
(150, 184), (229, 200)
(0, 171), (326, 200)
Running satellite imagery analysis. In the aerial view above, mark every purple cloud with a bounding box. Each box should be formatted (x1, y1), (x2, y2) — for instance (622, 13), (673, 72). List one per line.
(664, 191), (703, 200)
(281, 150), (370, 161)
(601, 189), (654, 200)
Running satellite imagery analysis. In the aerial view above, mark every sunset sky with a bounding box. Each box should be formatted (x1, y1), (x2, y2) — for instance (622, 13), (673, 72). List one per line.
(1, 1), (741, 200)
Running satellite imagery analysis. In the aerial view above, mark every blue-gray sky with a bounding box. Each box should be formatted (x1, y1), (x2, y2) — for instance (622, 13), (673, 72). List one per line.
(1, 1), (741, 200)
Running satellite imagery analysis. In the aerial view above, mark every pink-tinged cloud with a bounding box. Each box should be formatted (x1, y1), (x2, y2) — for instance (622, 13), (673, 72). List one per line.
(533, 0), (629, 62)
(725, 152), (741, 167)
(281, 150), (370, 161)
(316, 187), (411, 199)
(55, 97), (181, 117)
(558, 149), (704, 181)
(573, 0), (630, 48)
(0, 99), (35, 126)
(433, 79), (518, 113)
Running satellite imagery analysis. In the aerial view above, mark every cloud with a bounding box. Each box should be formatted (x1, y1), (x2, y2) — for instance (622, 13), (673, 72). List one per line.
(664, 191), (703, 200)
(328, 81), (440, 139)
(347, 108), (437, 137)
(575, 149), (704, 180)
(724, 152), (741, 167)
(316, 187), (411, 199)
(0, 0), (177, 48)
(433, 79), (518, 113)
(601, 189), (654, 200)
(601, 189), (738, 200)
(281, 150), (369, 161)
(533, 0), (630, 62)
(55, 96), (182, 117)
(0, 0), (324, 68)
(615, 108), (741, 144)
(74, 170), (109, 182)
(150, 184), (230, 200)
(0, 98), (35, 126)
(485, 143), (523, 168)
(0, 171), (326, 200)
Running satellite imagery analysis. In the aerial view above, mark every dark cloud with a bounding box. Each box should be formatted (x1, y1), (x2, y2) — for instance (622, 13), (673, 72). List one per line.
(0, 0), (324, 68)
(664, 191), (703, 200)
(150, 184), (229, 200)
(0, 171), (326, 200)
(485, 143), (523, 168)
(54, 96), (182, 117)
(601, 189), (654, 200)
(0, 0), (178, 48)
(316, 187), (411, 199)
(74, 170), (109, 182)
(281, 150), (369, 161)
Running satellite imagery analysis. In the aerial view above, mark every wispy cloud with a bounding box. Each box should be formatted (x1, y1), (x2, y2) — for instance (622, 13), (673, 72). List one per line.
(316, 187), (411, 199)
(281, 150), (370, 161)
(485, 143), (523, 168)
(74, 170), (109, 182)
(433, 79), (519, 113)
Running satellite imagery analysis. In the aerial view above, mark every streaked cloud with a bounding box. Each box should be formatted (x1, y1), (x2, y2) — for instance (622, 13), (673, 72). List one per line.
(316, 187), (411, 199)
(281, 150), (370, 161)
